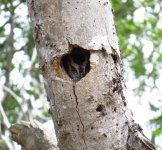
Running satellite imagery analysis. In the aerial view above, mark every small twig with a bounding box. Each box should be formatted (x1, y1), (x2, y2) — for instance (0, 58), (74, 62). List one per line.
(2, 85), (22, 104)
(1, 84), (29, 120)
(0, 103), (10, 128)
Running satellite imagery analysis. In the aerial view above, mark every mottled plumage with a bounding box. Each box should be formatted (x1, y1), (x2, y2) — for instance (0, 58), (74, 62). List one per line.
(67, 54), (89, 82)
(62, 47), (90, 82)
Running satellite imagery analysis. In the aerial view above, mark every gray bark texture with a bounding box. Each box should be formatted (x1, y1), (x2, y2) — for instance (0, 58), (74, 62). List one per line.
(11, 0), (156, 149)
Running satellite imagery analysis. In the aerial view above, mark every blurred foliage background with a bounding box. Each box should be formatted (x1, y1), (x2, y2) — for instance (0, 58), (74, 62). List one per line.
(0, 0), (162, 149)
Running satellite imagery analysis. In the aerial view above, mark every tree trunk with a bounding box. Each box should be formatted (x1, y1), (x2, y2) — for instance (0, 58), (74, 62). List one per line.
(15, 0), (156, 149)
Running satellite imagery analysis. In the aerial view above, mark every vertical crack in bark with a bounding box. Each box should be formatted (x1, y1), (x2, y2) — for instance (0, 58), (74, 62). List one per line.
(73, 85), (87, 150)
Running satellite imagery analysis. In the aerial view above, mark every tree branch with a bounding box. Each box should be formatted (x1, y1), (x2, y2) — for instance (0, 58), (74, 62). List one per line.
(9, 121), (58, 150)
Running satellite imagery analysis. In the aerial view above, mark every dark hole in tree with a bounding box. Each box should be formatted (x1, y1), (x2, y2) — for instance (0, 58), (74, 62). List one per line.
(114, 107), (117, 112)
(96, 104), (105, 112)
(113, 87), (118, 93)
(111, 54), (118, 64)
(61, 46), (90, 82)
(103, 133), (107, 138)
(123, 101), (127, 106)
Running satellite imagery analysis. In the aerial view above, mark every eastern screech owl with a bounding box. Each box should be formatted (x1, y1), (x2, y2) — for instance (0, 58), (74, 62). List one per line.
(62, 51), (90, 82)
(62, 48), (90, 82)
(67, 54), (89, 82)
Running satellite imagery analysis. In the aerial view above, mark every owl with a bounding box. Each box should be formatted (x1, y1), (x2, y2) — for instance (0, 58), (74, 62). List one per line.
(62, 49), (90, 82)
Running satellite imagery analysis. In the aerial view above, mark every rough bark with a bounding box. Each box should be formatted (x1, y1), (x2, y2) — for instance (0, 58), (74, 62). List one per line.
(11, 0), (156, 149)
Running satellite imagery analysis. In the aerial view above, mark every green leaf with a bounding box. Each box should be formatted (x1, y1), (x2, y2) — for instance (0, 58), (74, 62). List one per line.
(150, 115), (162, 126)
(149, 103), (159, 111)
(0, 140), (9, 150)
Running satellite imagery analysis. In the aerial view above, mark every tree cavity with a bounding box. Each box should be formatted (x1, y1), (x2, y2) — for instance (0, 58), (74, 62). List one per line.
(61, 46), (90, 82)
